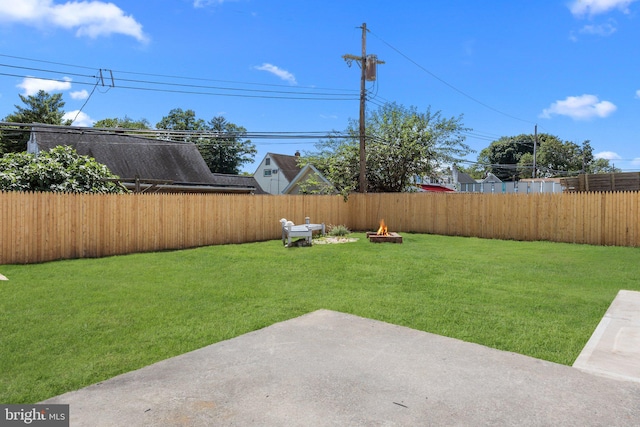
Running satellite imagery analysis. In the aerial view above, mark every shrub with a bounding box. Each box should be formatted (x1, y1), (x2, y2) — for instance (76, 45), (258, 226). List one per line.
(0, 146), (126, 193)
(328, 224), (350, 237)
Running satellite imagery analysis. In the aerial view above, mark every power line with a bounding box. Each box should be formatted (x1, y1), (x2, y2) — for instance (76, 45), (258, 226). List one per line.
(0, 54), (359, 98)
(368, 30), (536, 125)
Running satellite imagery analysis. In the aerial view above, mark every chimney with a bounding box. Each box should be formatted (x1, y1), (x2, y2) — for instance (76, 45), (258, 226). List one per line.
(294, 150), (300, 157)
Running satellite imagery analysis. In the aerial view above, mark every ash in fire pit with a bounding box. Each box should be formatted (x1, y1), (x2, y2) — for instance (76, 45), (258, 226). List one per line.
(367, 219), (403, 243)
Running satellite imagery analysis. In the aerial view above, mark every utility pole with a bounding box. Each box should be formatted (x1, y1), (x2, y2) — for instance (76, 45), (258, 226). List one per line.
(343, 23), (384, 193)
(532, 124), (538, 178)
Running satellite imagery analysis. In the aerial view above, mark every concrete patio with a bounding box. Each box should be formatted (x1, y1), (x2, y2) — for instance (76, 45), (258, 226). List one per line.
(43, 291), (640, 426)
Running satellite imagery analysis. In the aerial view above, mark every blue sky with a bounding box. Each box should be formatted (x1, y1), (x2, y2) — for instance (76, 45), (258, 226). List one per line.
(0, 0), (639, 173)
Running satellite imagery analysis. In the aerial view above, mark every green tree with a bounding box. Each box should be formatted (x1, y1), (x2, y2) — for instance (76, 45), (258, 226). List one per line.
(0, 146), (125, 193)
(477, 134), (536, 180)
(198, 116), (256, 174)
(94, 116), (150, 130)
(301, 133), (360, 196)
(478, 134), (618, 179)
(301, 102), (471, 194)
(156, 108), (205, 137)
(588, 158), (621, 174)
(1, 91), (70, 154)
(296, 172), (336, 195)
(156, 109), (256, 174)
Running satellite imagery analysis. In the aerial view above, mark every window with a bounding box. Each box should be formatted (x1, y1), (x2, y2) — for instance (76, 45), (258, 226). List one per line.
(264, 169), (272, 177)
(265, 158), (271, 166)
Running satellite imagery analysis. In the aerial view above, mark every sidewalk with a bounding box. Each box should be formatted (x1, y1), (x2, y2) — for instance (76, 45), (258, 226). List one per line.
(43, 305), (640, 426)
(573, 289), (640, 382)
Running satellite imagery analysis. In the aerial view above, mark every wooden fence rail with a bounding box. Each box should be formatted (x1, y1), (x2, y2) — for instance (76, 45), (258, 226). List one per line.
(1, 191), (638, 264)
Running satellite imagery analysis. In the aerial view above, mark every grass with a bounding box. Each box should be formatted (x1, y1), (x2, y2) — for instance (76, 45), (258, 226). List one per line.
(1, 233), (639, 403)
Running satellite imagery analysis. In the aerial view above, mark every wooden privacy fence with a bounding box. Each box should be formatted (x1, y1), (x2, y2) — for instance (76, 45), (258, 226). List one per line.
(1, 191), (639, 264)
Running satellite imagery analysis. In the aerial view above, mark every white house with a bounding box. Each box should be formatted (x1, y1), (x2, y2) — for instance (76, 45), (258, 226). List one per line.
(253, 152), (303, 195)
(253, 151), (336, 195)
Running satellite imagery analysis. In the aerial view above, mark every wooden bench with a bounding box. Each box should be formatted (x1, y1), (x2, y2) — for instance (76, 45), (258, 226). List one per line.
(280, 217), (325, 247)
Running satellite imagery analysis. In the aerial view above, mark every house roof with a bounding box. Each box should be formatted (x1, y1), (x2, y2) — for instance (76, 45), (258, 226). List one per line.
(282, 164), (336, 195)
(419, 184), (455, 193)
(211, 173), (267, 194)
(29, 126), (259, 193)
(482, 173), (502, 183)
(456, 171), (477, 184)
(268, 153), (302, 182)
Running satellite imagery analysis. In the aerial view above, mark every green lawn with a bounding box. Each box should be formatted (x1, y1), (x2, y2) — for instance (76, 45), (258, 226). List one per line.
(1, 233), (639, 403)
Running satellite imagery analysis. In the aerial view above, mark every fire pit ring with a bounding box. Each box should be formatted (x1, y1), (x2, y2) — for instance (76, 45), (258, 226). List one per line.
(367, 219), (403, 243)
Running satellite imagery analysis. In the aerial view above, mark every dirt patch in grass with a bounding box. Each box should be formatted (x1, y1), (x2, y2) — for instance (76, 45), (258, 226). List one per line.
(314, 237), (359, 244)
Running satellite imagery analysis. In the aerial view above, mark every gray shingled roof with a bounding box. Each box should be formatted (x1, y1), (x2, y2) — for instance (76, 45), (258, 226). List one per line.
(456, 170), (478, 184)
(268, 153), (302, 183)
(31, 127), (216, 184)
(211, 173), (267, 194)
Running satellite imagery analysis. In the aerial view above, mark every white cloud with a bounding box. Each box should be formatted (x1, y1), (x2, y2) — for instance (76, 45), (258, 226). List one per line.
(0, 0), (148, 43)
(63, 110), (94, 126)
(595, 151), (622, 160)
(540, 94), (617, 120)
(579, 21), (617, 36)
(254, 63), (297, 85)
(636, 89), (640, 98)
(193, 0), (227, 7)
(569, 0), (637, 16)
(70, 89), (89, 100)
(17, 76), (72, 96)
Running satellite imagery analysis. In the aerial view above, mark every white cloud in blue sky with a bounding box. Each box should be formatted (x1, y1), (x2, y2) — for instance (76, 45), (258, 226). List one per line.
(541, 94), (617, 120)
(70, 90), (89, 100)
(17, 77), (72, 96)
(569, 0), (638, 16)
(596, 151), (622, 160)
(193, 0), (229, 7)
(0, 0), (148, 42)
(63, 110), (94, 127)
(579, 21), (618, 36)
(636, 89), (640, 98)
(254, 63), (297, 85)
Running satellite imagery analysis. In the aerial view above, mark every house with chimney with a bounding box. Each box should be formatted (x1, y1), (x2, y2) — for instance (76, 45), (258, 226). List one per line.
(253, 151), (335, 195)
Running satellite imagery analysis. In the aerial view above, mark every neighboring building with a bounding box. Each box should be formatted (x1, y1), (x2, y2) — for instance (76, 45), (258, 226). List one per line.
(253, 151), (335, 195)
(452, 166), (563, 193)
(282, 164), (336, 195)
(417, 184), (455, 192)
(27, 126), (261, 193)
(253, 151), (301, 195)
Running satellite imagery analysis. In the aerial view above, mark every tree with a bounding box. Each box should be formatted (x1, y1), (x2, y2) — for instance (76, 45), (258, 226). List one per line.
(198, 116), (256, 174)
(477, 134), (536, 180)
(1, 91), (70, 154)
(301, 102), (471, 194)
(588, 158), (621, 174)
(0, 146), (126, 193)
(156, 108), (205, 137)
(94, 116), (150, 130)
(478, 134), (618, 179)
(156, 109), (256, 174)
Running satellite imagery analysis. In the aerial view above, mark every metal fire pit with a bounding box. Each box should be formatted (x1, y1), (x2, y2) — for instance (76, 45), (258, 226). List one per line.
(366, 231), (403, 244)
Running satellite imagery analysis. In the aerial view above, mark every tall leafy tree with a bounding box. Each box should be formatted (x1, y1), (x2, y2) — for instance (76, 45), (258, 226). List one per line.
(156, 109), (256, 174)
(301, 102), (471, 194)
(477, 134), (536, 180)
(1, 91), (70, 154)
(478, 134), (618, 179)
(94, 116), (151, 130)
(197, 116), (256, 174)
(156, 108), (205, 135)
